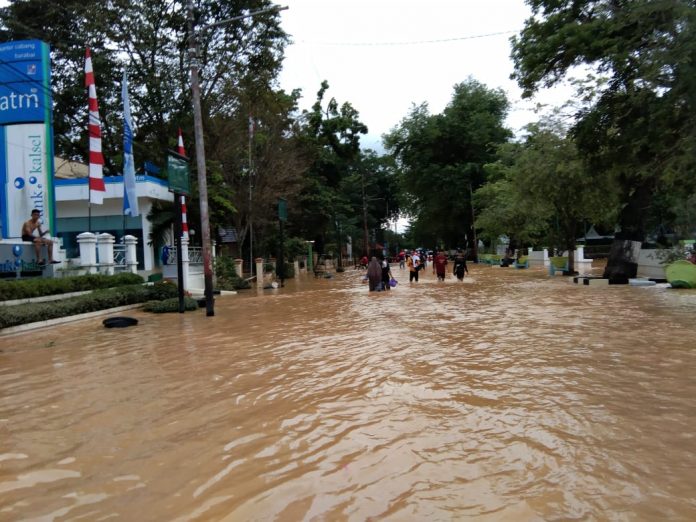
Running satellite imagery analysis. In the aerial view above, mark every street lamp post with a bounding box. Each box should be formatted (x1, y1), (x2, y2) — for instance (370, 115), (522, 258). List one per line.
(186, 2), (287, 316)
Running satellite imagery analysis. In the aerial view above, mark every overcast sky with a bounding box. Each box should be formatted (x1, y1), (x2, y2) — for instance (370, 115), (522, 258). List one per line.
(278, 0), (574, 150)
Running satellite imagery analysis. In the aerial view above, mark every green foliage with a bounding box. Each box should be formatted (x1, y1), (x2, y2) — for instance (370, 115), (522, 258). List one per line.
(0, 273), (144, 302)
(475, 117), (614, 269)
(143, 297), (198, 313)
(384, 79), (511, 249)
(282, 262), (295, 278)
(511, 0), (696, 259)
(0, 0), (288, 171)
(144, 281), (179, 301)
(214, 256), (249, 290)
(0, 283), (179, 329)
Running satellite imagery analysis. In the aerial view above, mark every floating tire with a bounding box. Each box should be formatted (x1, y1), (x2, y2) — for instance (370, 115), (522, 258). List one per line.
(103, 316), (138, 328)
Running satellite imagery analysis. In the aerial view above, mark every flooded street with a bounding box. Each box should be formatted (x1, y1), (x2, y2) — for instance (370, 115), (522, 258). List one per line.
(2, 264), (696, 520)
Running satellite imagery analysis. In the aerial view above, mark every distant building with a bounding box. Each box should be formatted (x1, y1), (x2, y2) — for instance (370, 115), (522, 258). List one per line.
(54, 168), (173, 271)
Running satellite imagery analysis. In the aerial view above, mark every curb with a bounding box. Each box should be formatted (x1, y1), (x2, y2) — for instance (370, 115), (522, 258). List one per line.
(0, 303), (145, 337)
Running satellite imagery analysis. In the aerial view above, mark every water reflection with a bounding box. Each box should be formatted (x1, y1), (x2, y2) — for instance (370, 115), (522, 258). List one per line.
(2, 265), (696, 520)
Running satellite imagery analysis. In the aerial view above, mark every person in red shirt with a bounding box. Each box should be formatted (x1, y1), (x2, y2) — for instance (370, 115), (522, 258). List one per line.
(433, 250), (448, 281)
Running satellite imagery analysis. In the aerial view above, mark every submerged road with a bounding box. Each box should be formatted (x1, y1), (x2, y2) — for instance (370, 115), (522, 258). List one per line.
(1, 264), (696, 520)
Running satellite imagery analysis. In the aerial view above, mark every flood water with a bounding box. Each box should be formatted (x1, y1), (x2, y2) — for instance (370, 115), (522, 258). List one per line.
(1, 264), (696, 521)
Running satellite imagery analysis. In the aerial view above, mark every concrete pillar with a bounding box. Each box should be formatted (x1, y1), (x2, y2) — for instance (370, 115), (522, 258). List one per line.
(293, 260), (299, 278)
(124, 235), (138, 274)
(234, 258), (244, 279)
(77, 232), (97, 274)
(181, 236), (190, 291)
(97, 233), (115, 275)
(255, 257), (264, 288)
(139, 202), (155, 271)
(543, 248), (549, 263)
(576, 245), (589, 262)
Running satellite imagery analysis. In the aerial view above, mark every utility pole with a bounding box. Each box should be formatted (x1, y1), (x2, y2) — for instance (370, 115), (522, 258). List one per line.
(186, 2), (287, 316)
(469, 182), (478, 262)
(361, 171), (369, 257)
(187, 1), (214, 316)
(248, 114), (254, 279)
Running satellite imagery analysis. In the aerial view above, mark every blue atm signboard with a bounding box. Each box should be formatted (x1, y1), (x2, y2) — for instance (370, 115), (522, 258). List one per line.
(0, 40), (51, 125)
(0, 40), (54, 240)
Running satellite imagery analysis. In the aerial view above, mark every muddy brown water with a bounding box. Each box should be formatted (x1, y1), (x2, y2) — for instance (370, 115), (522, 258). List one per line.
(1, 264), (696, 521)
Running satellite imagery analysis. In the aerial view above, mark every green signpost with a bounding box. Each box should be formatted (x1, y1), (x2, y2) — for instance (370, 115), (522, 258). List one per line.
(167, 151), (190, 196)
(277, 198), (287, 285)
(167, 150), (190, 312)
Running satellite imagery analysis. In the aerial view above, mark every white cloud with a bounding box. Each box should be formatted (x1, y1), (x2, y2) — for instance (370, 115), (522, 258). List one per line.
(278, 0), (576, 149)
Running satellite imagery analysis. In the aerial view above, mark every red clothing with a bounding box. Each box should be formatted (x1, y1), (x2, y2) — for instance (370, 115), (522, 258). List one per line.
(434, 253), (448, 273)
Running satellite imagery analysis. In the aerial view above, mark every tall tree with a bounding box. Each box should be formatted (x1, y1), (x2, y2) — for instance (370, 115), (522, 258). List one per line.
(385, 78), (511, 255)
(511, 0), (696, 281)
(476, 117), (614, 271)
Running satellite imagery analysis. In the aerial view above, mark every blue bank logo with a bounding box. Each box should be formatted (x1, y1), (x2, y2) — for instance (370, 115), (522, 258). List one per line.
(14, 177), (24, 189)
(29, 176), (37, 184)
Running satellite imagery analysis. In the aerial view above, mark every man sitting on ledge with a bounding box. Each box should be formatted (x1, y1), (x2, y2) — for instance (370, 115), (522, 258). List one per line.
(21, 208), (58, 265)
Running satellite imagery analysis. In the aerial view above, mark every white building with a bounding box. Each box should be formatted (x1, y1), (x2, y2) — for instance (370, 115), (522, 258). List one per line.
(54, 174), (174, 271)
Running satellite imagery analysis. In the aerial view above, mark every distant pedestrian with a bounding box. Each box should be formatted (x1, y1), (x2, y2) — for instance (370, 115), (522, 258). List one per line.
(367, 257), (382, 291)
(360, 255), (369, 269)
(433, 250), (448, 281)
(453, 249), (468, 281)
(381, 258), (393, 291)
(398, 250), (405, 270)
(407, 254), (419, 282)
(412, 251), (421, 273)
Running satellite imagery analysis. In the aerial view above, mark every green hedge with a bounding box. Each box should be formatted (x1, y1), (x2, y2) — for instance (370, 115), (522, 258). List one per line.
(0, 282), (178, 329)
(0, 273), (145, 302)
(143, 296), (199, 313)
(214, 256), (250, 290)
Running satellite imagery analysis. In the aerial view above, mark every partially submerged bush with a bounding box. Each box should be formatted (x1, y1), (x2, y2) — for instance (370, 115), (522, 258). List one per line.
(214, 256), (250, 290)
(0, 282), (180, 329)
(0, 272), (144, 301)
(143, 297), (198, 313)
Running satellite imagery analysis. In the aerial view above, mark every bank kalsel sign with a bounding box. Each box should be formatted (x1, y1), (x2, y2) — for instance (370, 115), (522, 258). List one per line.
(0, 40), (55, 239)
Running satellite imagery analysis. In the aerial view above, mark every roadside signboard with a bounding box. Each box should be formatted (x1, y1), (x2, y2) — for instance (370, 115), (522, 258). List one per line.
(167, 150), (190, 195)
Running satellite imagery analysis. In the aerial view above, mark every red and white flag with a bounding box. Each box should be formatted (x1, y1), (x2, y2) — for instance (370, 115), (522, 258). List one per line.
(177, 128), (189, 239)
(85, 48), (106, 204)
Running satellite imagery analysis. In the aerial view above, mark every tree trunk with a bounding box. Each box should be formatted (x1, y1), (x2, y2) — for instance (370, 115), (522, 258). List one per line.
(603, 179), (653, 283)
(567, 247), (576, 274)
(466, 224), (478, 262)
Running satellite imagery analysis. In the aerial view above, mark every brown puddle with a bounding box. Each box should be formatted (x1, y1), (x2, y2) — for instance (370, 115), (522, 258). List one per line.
(2, 264), (696, 520)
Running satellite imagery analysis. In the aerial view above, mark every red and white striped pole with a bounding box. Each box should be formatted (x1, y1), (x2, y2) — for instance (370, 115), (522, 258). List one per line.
(177, 128), (189, 240)
(85, 48), (106, 212)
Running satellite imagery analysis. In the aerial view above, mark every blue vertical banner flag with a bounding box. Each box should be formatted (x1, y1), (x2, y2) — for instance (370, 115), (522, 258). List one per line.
(122, 71), (138, 217)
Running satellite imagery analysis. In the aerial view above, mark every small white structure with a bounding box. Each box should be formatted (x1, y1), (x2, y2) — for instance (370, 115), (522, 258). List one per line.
(637, 249), (667, 280)
(528, 247), (548, 266)
(55, 174), (174, 271)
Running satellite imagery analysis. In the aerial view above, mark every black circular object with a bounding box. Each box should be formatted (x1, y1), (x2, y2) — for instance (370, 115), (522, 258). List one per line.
(102, 316), (138, 328)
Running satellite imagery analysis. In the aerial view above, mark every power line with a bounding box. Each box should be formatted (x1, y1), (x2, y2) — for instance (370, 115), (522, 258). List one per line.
(292, 29), (519, 47)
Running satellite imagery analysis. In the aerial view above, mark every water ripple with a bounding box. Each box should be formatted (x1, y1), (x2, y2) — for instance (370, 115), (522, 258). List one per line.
(1, 265), (696, 520)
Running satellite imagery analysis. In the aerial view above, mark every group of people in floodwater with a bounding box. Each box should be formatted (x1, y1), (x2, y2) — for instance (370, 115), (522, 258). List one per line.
(361, 249), (469, 292)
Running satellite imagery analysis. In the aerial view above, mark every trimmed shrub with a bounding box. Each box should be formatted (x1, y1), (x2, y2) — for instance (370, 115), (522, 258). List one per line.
(0, 283), (178, 329)
(0, 272), (144, 302)
(282, 262), (295, 278)
(144, 281), (179, 300)
(143, 297), (198, 313)
(214, 256), (250, 290)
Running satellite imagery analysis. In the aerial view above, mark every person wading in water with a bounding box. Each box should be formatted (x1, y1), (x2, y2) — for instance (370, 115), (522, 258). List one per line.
(453, 249), (468, 281)
(367, 257), (383, 291)
(433, 249), (448, 281)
